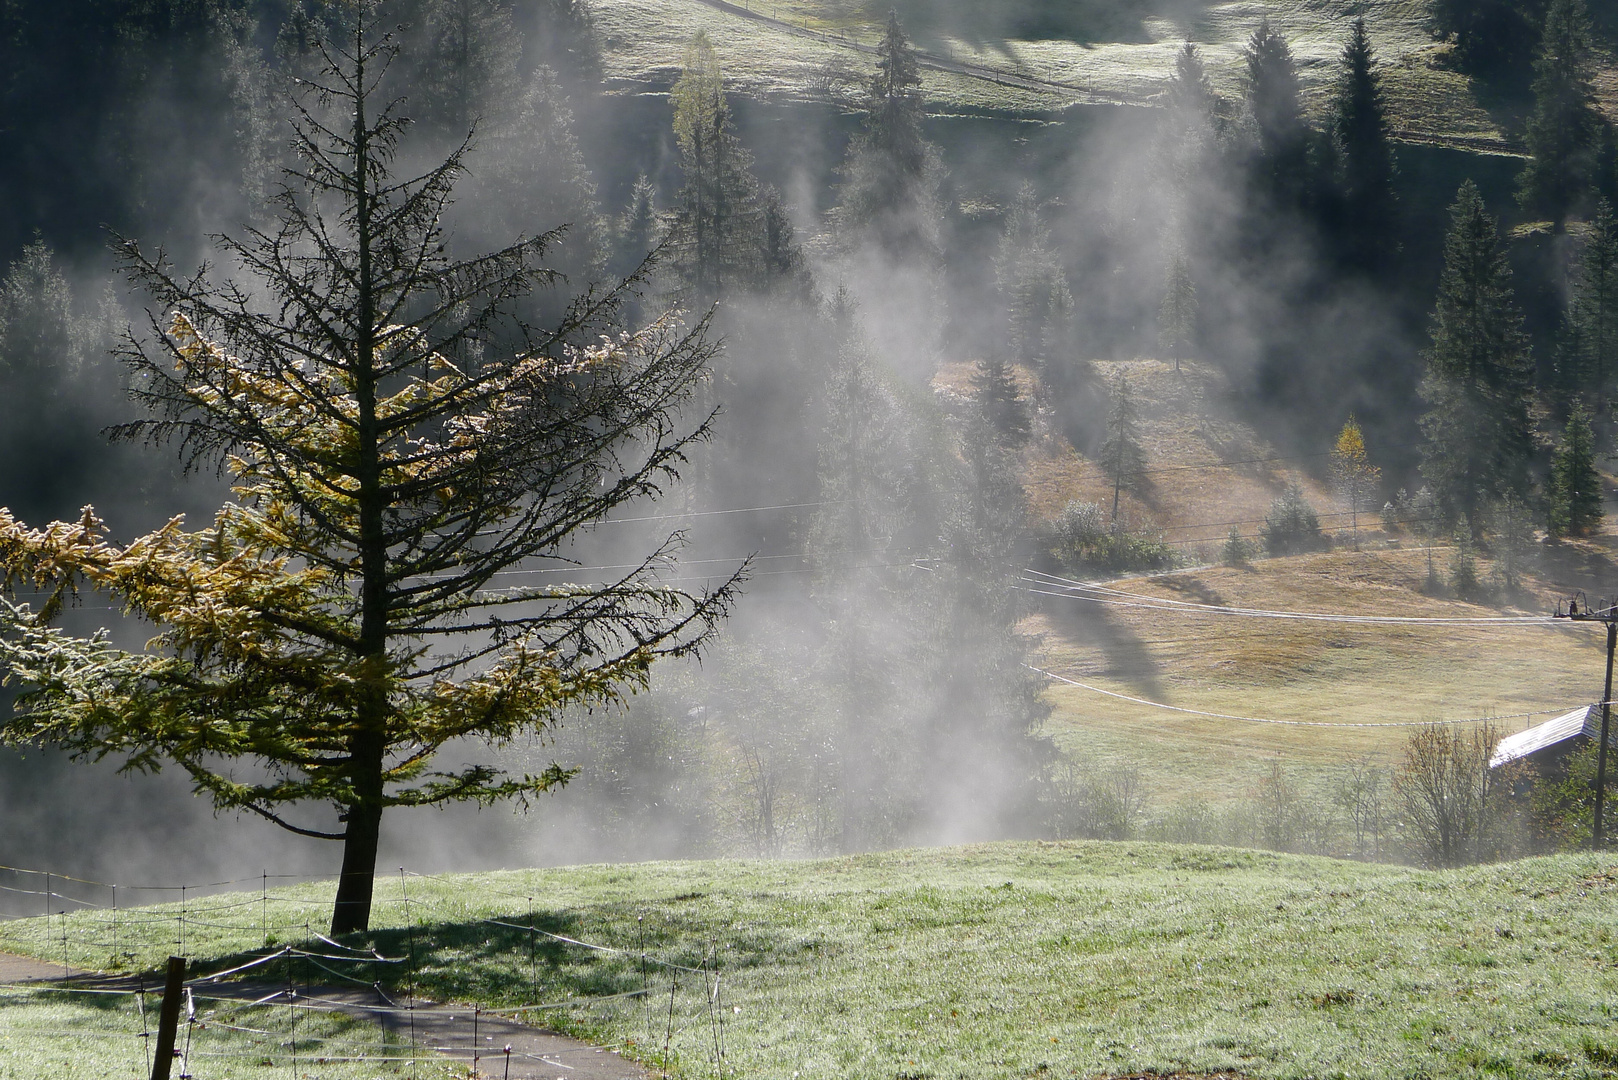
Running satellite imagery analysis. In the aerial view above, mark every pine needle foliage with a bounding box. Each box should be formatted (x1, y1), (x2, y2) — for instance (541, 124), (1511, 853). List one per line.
(1548, 402), (1604, 537)
(1242, 18), (1309, 209)
(1158, 251), (1196, 371)
(1329, 17), (1398, 271)
(970, 356), (1029, 448)
(1418, 182), (1537, 527)
(1519, 0), (1603, 229)
(0, 14), (737, 936)
(836, 11), (941, 259)
(1557, 199), (1618, 426)
(1100, 375), (1145, 521)
(670, 32), (762, 306)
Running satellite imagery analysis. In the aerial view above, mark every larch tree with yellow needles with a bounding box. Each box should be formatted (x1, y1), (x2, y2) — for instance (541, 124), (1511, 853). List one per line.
(1331, 415), (1381, 550)
(0, 11), (738, 935)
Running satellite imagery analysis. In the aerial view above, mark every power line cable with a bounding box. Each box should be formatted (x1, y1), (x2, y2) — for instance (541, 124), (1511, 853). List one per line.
(1027, 664), (1574, 728)
(1022, 568), (1564, 625)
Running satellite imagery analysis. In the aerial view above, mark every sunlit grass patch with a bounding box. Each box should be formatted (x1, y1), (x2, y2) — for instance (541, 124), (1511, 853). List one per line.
(0, 986), (402, 1080)
(8, 846), (1618, 1077)
(591, 0), (1614, 147)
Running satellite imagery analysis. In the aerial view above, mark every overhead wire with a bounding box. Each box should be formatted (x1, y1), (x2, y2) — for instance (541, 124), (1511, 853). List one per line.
(1028, 664), (1581, 729)
(1021, 567), (1565, 625)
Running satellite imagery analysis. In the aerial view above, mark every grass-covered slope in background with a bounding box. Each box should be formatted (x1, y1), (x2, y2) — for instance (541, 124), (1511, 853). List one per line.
(6, 843), (1618, 1078)
(595, 0), (1617, 150)
(940, 355), (1618, 824)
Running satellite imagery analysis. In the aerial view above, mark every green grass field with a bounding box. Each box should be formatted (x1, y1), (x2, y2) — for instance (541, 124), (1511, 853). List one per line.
(594, 0), (1616, 149)
(6, 844), (1618, 1078)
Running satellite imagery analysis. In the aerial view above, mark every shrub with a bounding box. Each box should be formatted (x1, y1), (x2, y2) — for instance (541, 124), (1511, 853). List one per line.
(1049, 500), (1182, 574)
(1262, 483), (1325, 555)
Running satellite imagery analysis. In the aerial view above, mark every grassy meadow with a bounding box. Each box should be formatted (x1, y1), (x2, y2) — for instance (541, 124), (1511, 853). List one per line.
(592, 0), (1617, 150)
(6, 844), (1618, 1077)
(943, 353), (1618, 822)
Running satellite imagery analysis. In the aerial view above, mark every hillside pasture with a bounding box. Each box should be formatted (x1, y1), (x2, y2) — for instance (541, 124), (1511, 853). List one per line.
(589, 0), (1617, 151)
(6, 845), (1618, 1078)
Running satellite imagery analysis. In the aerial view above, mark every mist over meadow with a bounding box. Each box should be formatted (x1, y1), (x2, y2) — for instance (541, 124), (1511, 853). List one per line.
(0, 0), (1612, 897)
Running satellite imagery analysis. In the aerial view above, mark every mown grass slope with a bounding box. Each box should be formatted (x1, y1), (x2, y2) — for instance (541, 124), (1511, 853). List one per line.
(6, 844), (1618, 1078)
(596, 0), (1617, 152)
(941, 353), (1618, 816)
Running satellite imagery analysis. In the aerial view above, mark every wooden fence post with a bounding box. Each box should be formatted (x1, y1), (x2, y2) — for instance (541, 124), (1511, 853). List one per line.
(150, 956), (186, 1080)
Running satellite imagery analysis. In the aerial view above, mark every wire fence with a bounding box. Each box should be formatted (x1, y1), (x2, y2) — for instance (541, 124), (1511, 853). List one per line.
(0, 861), (740, 1079)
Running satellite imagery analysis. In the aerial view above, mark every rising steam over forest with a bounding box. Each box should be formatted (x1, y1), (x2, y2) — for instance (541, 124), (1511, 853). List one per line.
(1, 0), (1616, 891)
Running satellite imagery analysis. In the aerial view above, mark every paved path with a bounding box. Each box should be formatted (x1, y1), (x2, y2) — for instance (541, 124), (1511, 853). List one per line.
(1, 951), (653, 1079)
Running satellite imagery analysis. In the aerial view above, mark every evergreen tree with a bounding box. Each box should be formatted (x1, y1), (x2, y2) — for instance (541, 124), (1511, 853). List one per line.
(1263, 482), (1324, 555)
(920, 416), (1051, 841)
(1166, 40), (1218, 126)
(1519, 0), (1602, 230)
(1557, 199), (1618, 427)
(836, 11), (942, 260)
(612, 173), (660, 280)
(1597, 124), (1618, 208)
(809, 343), (942, 851)
(0, 241), (99, 520)
(1329, 17), (1399, 272)
(970, 356), (1029, 448)
(1548, 401), (1603, 537)
(757, 185), (810, 297)
(412, 0), (522, 140)
(670, 32), (762, 305)
(1487, 491), (1535, 591)
(1430, 0), (1546, 81)
(1158, 250), (1196, 371)
(1100, 374), (1146, 520)
(994, 184), (1064, 365)
(521, 0), (602, 87)
(1242, 19), (1310, 210)
(1161, 42), (1221, 189)
(467, 62), (605, 284)
(1418, 182), (1537, 527)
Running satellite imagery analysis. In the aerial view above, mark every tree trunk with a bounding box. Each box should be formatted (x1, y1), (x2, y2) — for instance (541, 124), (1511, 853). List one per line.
(330, 793), (383, 934)
(330, 730), (386, 934)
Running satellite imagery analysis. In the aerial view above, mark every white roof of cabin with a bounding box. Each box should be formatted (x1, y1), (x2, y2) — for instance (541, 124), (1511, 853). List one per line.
(1490, 705), (1602, 768)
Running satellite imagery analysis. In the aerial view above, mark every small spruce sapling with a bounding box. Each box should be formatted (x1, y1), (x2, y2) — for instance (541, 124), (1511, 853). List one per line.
(1100, 375), (1146, 521)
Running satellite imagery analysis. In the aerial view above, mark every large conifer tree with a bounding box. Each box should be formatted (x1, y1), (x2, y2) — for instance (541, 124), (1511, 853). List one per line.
(994, 184), (1065, 365)
(1418, 182), (1537, 526)
(1519, 0), (1602, 230)
(670, 32), (762, 306)
(1242, 19), (1310, 211)
(1330, 17), (1398, 272)
(1548, 402), (1603, 537)
(836, 12), (941, 259)
(1556, 199), (1618, 426)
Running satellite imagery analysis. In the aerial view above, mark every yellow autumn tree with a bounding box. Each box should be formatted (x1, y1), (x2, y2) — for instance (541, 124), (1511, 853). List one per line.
(0, 13), (737, 934)
(1331, 415), (1382, 549)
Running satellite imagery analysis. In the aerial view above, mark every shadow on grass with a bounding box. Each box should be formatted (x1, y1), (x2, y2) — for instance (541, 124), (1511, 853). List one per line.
(1157, 573), (1226, 608)
(1045, 594), (1168, 700)
(1537, 537), (1618, 604)
(872, 0), (1222, 51)
(185, 905), (808, 1009)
